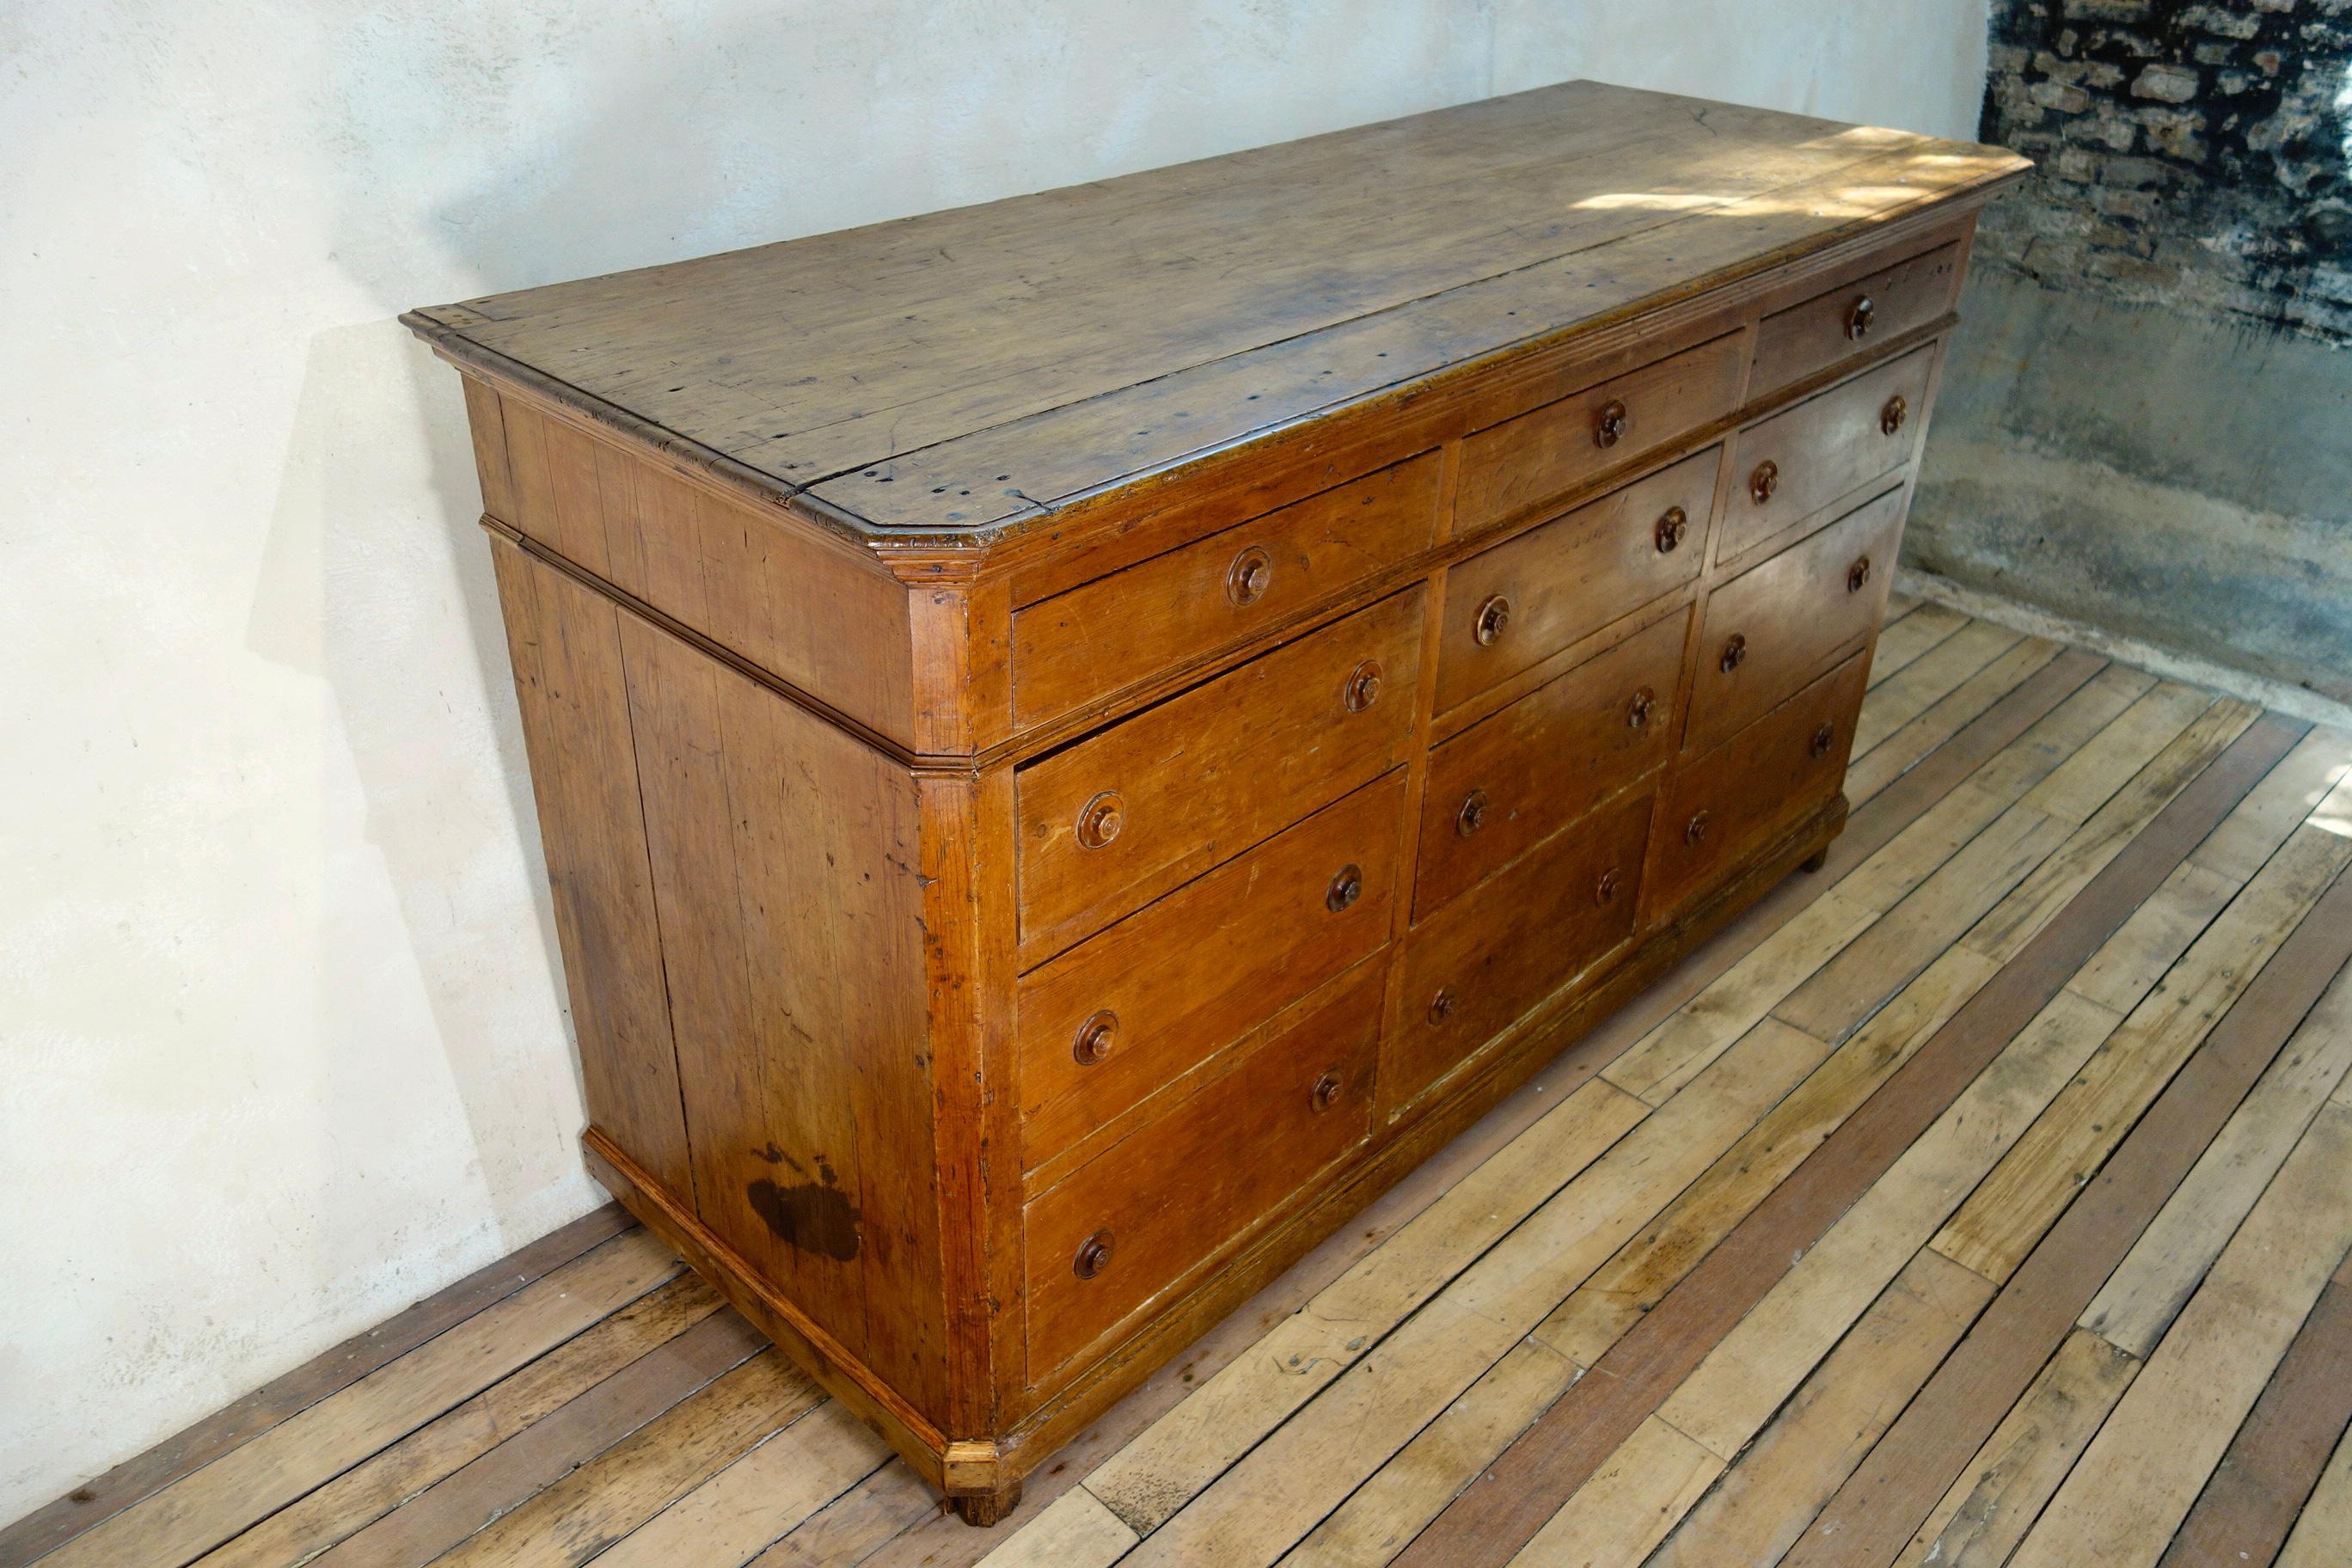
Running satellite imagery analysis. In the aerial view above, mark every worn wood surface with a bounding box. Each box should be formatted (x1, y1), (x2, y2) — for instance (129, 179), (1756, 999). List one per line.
(1391, 701), (2315, 1568)
(23, 618), (2352, 1568)
(404, 83), (2023, 543)
(0, 1204), (636, 1568)
(490, 546), (695, 1197)
(616, 609), (950, 1421)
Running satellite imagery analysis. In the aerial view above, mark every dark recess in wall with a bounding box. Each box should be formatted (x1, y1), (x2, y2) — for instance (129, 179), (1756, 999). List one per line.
(1976, 0), (2351, 342)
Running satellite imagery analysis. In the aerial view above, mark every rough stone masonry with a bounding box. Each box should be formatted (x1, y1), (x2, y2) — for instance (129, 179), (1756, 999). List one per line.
(1979, 0), (2351, 340)
(1908, 0), (2352, 716)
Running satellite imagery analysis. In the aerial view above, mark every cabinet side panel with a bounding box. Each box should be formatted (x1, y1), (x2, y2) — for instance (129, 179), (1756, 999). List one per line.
(459, 375), (516, 520)
(617, 616), (952, 1423)
(492, 389), (920, 749)
(487, 537), (695, 1193)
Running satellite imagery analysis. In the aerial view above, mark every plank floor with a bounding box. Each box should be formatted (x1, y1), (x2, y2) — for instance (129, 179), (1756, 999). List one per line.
(10, 597), (2351, 1568)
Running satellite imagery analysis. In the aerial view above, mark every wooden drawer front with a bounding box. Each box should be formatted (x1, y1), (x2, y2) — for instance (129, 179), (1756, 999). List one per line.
(1012, 453), (1442, 726)
(1456, 334), (1743, 536)
(1018, 772), (1405, 1168)
(1648, 650), (1869, 920)
(1024, 959), (1383, 1378)
(1721, 344), (1932, 564)
(1750, 242), (1961, 395)
(1390, 789), (1651, 1107)
(1436, 446), (1717, 714)
(1015, 589), (1424, 962)
(1417, 609), (1687, 921)
(1686, 483), (1903, 757)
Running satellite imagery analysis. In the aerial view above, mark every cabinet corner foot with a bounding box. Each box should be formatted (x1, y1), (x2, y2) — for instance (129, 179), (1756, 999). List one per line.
(951, 1481), (1024, 1528)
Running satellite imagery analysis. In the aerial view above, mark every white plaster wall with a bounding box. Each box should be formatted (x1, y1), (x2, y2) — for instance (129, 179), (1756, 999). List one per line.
(0, 0), (1988, 1519)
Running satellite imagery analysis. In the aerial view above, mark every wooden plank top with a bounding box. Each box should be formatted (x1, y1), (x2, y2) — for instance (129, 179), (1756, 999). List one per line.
(402, 81), (2025, 547)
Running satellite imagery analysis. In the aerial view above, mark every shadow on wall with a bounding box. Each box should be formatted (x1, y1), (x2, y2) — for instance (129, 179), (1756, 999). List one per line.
(244, 315), (583, 1246)
(231, 10), (885, 1246)
(229, 5), (1063, 1252)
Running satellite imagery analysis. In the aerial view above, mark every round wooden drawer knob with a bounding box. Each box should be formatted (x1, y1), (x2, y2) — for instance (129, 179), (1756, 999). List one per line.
(1455, 789), (1491, 837)
(1326, 863), (1364, 913)
(1595, 867), (1620, 906)
(1075, 790), (1124, 849)
(1073, 1231), (1115, 1280)
(1846, 294), (1876, 340)
(1685, 810), (1711, 847)
(1594, 398), (1631, 448)
(1473, 594), (1512, 647)
(1427, 989), (1455, 1026)
(1881, 394), (1908, 436)
(1226, 545), (1273, 606)
(1310, 1070), (1344, 1113)
(1073, 1010), (1118, 1067)
(1811, 721), (1837, 758)
(1344, 658), (1384, 714)
(1626, 686), (1657, 730)
(1654, 506), (1688, 554)
(1848, 555), (1872, 594)
(1719, 633), (1749, 673)
(1749, 460), (1779, 505)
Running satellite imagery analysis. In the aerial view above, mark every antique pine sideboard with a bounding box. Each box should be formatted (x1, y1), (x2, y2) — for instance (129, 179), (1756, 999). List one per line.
(403, 82), (2026, 1524)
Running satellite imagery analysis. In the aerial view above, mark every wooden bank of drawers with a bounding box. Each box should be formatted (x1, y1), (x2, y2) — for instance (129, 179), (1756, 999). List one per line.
(1015, 328), (1927, 1178)
(422, 83), (2020, 1509)
(1011, 332), (1929, 1386)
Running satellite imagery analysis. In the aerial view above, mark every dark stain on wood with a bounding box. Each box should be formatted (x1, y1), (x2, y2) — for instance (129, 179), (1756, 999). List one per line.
(749, 1147), (861, 1261)
(746, 1177), (861, 1262)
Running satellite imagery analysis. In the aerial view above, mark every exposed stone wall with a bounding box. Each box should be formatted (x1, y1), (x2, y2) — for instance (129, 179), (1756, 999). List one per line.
(1978, 0), (2352, 340)
(1908, 0), (2352, 718)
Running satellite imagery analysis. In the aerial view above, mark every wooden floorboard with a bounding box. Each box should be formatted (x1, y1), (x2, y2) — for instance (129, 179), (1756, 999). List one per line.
(1390, 709), (2306, 1568)
(9, 620), (2351, 1568)
(304, 1307), (769, 1568)
(2159, 1249), (2352, 1568)
(1783, 872), (2352, 1568)
(0, 1204), (638, 1568)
